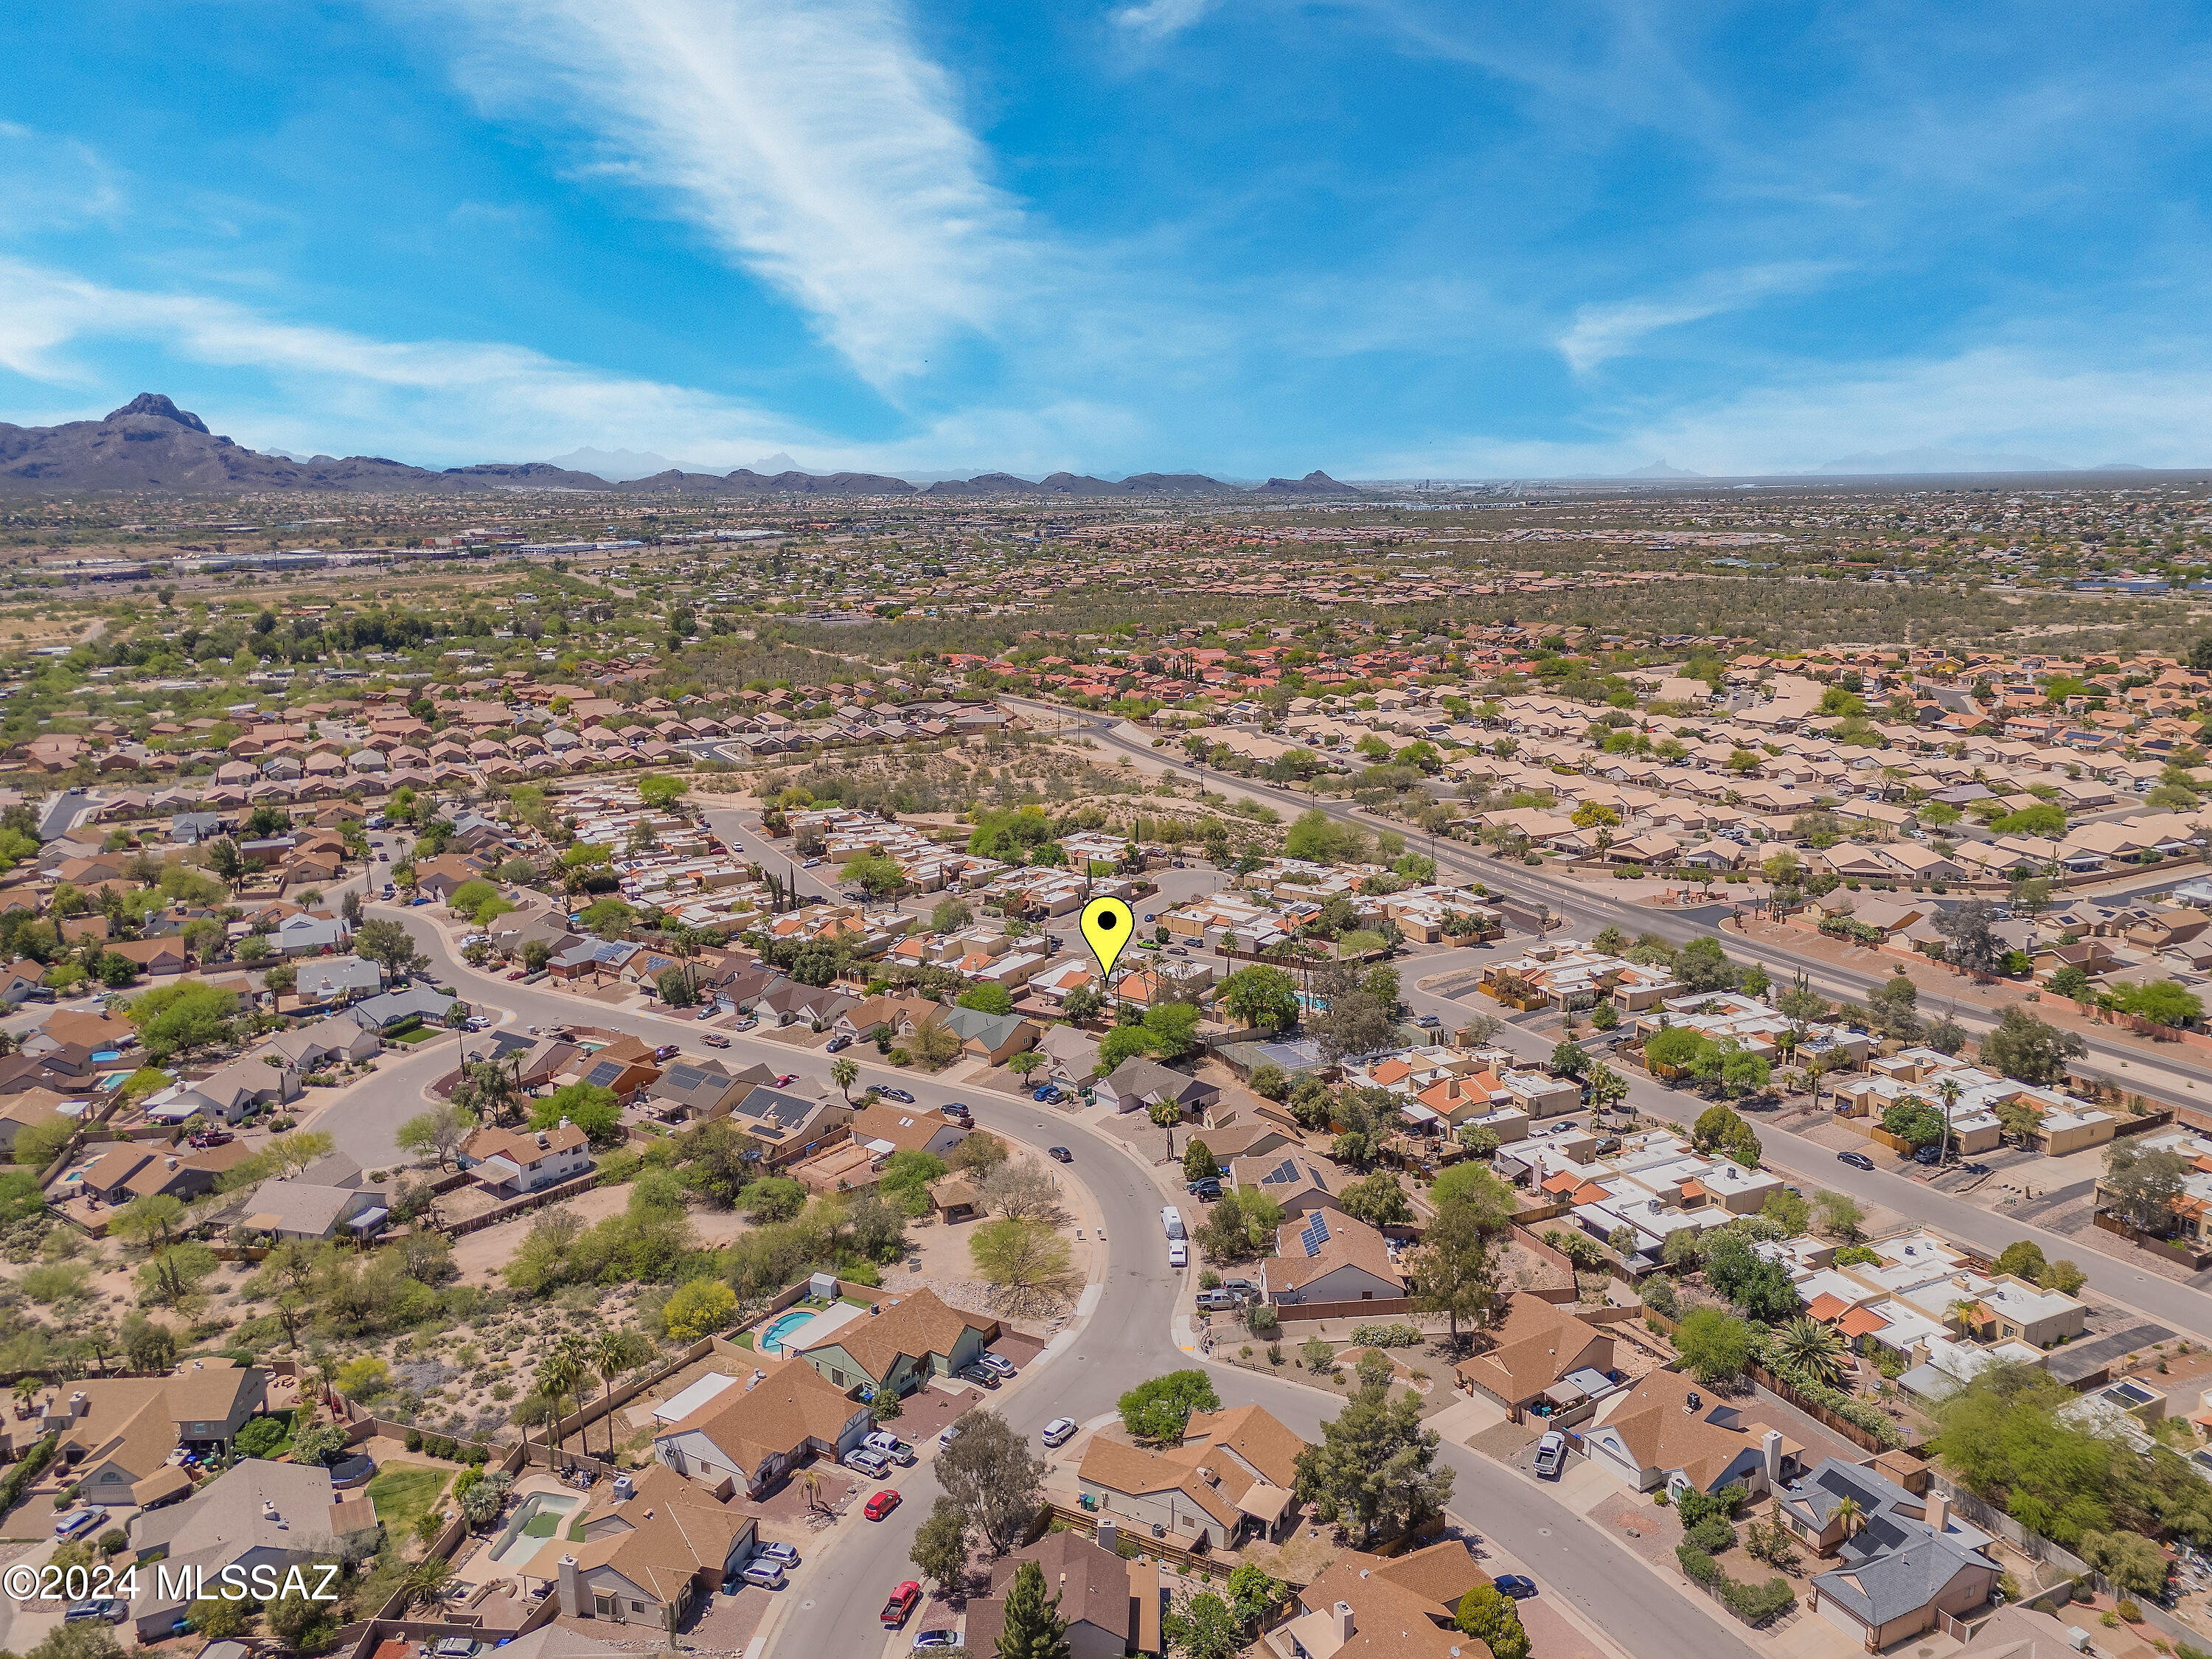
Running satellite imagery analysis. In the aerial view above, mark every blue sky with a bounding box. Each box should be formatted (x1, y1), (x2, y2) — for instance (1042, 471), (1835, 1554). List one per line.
(4, 1), (2211, 478)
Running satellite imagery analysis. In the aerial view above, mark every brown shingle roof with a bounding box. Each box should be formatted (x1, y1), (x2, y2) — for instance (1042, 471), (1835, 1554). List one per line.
(796, 1289), (995, 1385)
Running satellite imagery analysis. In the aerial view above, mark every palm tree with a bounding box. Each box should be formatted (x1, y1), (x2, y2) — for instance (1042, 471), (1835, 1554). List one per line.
(535, 1340), (588, 1473)
(1149, 1099), (1181, 1158)
(12, 1377), (40, 1417)
(1830, 1495), (1864, 1546)
(398, 1557), (454, 1615)
(830, 1057), (859, 1102)
(591, 1330), (652, 1460)
(801, 1469), (825, 1514)
(1934, 1077), (1961, 1168)
(1775, 1318), (1848, 1387)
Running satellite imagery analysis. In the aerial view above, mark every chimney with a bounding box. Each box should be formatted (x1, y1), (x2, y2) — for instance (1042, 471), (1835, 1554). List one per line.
(1762, 1429), (1782, 1486)
(1927, 1491), (1950, 1534)
(1096, 1517), (1118, 1554)
(1333, 1601), (1354, 1641)
(69, 1391), (88, 1419)
(558, 1554), (585, 1618)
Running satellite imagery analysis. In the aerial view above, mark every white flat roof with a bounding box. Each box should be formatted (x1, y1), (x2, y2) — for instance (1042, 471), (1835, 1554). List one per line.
(654, 1371), (741, 1425)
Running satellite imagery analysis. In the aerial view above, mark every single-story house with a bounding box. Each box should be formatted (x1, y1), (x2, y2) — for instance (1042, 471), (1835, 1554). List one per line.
(1096, 1057), (1220, 1119)
(962, 1529), (1162, 1659)
(1580, 1369), (1803, 1500)
(554, 1464), (755, 1630)
(1256, 1211), (1403, 1307)
(650, 1356), (872, 1497)
(794, 1288), (998, 1398)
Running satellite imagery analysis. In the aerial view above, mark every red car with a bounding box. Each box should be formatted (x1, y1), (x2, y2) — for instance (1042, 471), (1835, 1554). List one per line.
(880, 1580), (920, 1627)
(863, 1489), (902, 1523)
(506, 969), (527, 981)
(775, 1074), (797, 1088)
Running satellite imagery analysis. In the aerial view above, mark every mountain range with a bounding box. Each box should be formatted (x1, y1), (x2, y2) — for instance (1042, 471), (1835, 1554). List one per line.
(0, 395), (1363, 499)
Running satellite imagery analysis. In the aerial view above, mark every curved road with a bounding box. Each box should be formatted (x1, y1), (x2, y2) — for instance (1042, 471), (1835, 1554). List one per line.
(360, 894), (1754, 1659)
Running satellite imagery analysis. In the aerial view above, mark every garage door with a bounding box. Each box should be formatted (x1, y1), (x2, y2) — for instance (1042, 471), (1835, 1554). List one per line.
(1815, 1592), (1865, 1642)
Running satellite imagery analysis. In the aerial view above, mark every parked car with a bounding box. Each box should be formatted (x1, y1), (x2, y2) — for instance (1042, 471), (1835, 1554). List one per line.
(1492, 1575), (1537, 1600)
(1041, 1417), (1077, 1447)
(801, 857), (823, 868)
(54, 1506), (106, 1541)
(938, 1424), (962, 1447)
(865, 1430), (918, 1465)
(775, 1074), (797, 1088)
(1168, 1241), (1188, 1268)
(826, 1034), (853, 1052)
(1048, 1146), (1072, 1163)
(940, 1102), (973, 1124)
(653, 1043), (681, 1062)
(188, 1131), (234, 1150)
(702, 1034), (731, 1048)
(1837, 1151), (1876, 1171)
(505, 969), (527, 981)
(877, 1088), (914, 1104)
(1915, 1144), (1944, 1165)
(844, 1447), (891, 1478)
(756, 1541), (801, 1568)
(864, 1489), (903, 1523)
(430, 1639), (478, 1659)
(63, 1601), (124, 1626)
(696, 1006), (717, 1020)
(1220, 1277), (1258, 1297)
(1032, 1084), (1064, 1102)
(880, 1581), (922, 1626)
(741, 1560), (787, 1590)
(977, 1352), (1017, 1378)
(1186, 1178), (1221, 1201)
(1533, 1431), (1567, 1479)
(1195, 1289), (1238, 1312)
(957, 1364), (1001, 1390)
(911, 1631), (962, 1652)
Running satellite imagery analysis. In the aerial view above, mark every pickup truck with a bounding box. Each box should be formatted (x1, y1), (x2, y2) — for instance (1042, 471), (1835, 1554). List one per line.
(880, 1582), (922, 1628)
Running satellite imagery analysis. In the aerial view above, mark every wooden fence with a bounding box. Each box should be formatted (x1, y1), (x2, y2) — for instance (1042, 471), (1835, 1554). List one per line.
(436, 1168), (607, 1239)
(1269, 1297), (1416, 1323)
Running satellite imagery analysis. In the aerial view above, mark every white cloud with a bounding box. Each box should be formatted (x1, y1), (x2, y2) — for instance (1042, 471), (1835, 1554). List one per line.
(0, 257), (807, 466)
(436, 0), (1031, 387)
(1361, 338), (2212, 479)
(1557, 262), (1835, 375)
(1110, 0), (1220, 39)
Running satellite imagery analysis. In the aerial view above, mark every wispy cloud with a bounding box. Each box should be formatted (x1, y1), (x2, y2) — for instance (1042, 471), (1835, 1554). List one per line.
(1110, 0), (1220, 40)
(0, 257), (807, 466)
(1557, 262), (1835, 375)
(435, 0), (1032, 388)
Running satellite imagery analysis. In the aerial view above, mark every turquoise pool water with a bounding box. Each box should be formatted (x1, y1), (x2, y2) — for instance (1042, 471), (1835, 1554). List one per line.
(760, 1310), (815, 1354)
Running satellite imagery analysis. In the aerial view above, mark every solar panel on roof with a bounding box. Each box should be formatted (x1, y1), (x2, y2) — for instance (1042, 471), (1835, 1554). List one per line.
(1267, 1157), (1298, 1185)
(1300, 1213), (1330, 1257)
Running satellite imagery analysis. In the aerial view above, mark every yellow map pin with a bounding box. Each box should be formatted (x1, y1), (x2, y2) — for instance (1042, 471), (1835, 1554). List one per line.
(1080, 895), (1135, 982)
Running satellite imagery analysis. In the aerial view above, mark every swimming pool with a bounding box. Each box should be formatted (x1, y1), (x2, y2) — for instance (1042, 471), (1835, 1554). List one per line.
(759, 1310), (817, 1354)
(487, 1492), (582, 1568)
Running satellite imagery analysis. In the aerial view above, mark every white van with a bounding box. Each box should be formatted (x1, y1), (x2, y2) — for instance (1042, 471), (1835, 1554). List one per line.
(1161, 1206), (1186, 1241)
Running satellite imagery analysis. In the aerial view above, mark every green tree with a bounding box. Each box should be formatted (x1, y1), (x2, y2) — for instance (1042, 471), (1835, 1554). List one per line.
(1215, 964), (1301, 1032)
(1408, 1202), (1498, 1349)
(1979, 1006), (2087, 1085)
(1162, 1590), (1245, 1659)
(636, 773), (688, 809)
(1455, 1585), (1531, 1659)
(1117, 1370), (1220, 1444)
(531, 1081), (622, 1145)
(1340, 1170), (1412, 1225)
(1676, 1307), (1756, 1382)
(1551, 1039), (1590, 1079)
(2106, 978), (2203, 1028)
(1183, 1138), (1216, 1183)
(1293, 1364), (1454, 1545)
(841, 852), (905, 896)
(2104, 1141), (2192, 1234)
(936, 1409), (1047, 1558)
(957, 982), (1016, 1017)
(124, 980), (237, 1061)
(995, 1559), (1074, 1659)
(662, 1279), (738, 1339)
(355, 917), (429, 979)
(1142, 1000), (1202, 1060)
(909, 1496), (970, 1589)
(1677, 935), (1739, 992)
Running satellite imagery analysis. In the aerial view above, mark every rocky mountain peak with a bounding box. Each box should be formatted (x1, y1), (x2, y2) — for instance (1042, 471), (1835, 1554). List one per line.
(103, 393), (210, 434)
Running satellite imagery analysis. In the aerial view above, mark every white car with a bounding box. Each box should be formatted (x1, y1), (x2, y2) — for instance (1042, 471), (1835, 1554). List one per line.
(843, 1447), (891, 1478)
(976, 1352), (1017, 1378)
(1533, 1431), (1568, 1479)
(1041, 1417), (1077, 1448)
(1168, 1241), (1188, 1269)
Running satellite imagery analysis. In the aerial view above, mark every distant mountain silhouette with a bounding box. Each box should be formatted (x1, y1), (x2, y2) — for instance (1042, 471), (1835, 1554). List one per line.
(1818, 446), (2069, 474)
(543, 445), (720, 480)
(1256, 470), (1359, 495)
(0, 394), (1349, 498)
(1621, 459), (1704, 479)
